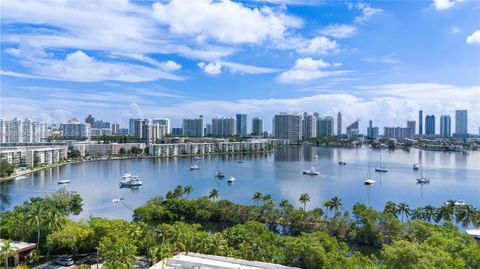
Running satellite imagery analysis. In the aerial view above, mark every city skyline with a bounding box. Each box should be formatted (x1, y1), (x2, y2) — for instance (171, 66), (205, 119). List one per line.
(1, 0), (479, 132)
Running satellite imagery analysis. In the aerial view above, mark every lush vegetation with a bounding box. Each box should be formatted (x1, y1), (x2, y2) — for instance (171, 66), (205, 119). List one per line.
(0, 160), (16, 178)
(1, 187), (479, 269)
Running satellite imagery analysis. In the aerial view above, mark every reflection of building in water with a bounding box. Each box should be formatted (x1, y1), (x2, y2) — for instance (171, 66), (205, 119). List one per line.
(274, 146), (301, 162)
(302, 144), (316, 161)
(316, 147), (334, 159)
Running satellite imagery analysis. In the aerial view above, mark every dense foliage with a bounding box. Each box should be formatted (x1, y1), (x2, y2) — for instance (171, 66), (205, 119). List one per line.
(1, 187), (479, 269)
(0, 160), (16, 178)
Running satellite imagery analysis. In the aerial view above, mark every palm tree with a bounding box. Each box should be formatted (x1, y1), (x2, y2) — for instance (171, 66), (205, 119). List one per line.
(28, 203), (45, 251)
(323, 200), (332, 218)
(456, 204), (475, 228)
(330, 196), (342, 216)
(279, 199), (290, 215)
(383, 201), (398, 217)
(437, 202), (455, 223)
(173, 185), (184, 198)
(252, 192), (262, 206)
(423, 205), (436, 223)
(411, 208), (424, 220)
(183, 185), (193, 199)
(209, 189), (219, 202)
(1, 239), (16, 269)
(262, 194), (272, 203)
(397, 202), (410, 222)
(299, 193), (310, 211)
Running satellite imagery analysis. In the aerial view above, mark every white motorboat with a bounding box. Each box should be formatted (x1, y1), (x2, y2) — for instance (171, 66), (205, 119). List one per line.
(364, 178), (376, 186)
(120, 176), (143, 187)
(314, 155), (318, 159)
(303, 167), (320, 175)
(227, 176), (236, 183)
(190, 164), (200, 170)
(413, 163), (419, 170)
(112, 198), (125, 203)
(58, 179), (71, 184)
(15, 176), (27, 180)
(122, 173), (132, 179)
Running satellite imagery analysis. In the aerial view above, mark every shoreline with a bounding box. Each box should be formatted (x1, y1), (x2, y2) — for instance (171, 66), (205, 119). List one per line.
(0, 150), (275, 183)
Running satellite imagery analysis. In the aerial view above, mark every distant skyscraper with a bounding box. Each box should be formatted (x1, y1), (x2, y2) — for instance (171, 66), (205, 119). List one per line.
(425, 115), (435, 136)
(346, 120), (359, 138)
(172, 128), (183, 136)
(384, 127), (410, 140)
(317, 116), (334, 137)
(61, 118), (91, 138)
(85, 114), (95, 125)
(111, 123), (120, 134)
(182, 116), (204, 137)
(205, 123), (213, 136)
(236, 114), (247, 136)
(302, 113), (317, 139)
(367, 120), (379, 139)
(273, 113), (302, 141)
(152, 118), (171, 134)
(418, 110), (423, 135)
(337, 112), (342, 136)
(251, 117), (263, 136)
(129, 118), (140, 135)
(212, 117), (235, 136)
(440, 115), (451, 138)
(406, 120), (416, 139)
(455, 110), (468, 135)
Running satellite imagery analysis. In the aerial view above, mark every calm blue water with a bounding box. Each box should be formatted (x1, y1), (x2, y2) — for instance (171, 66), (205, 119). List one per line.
(1, 146), (479, 220)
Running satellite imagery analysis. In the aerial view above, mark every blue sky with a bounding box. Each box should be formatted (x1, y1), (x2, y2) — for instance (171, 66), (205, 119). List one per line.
(1, 0), (479, 133)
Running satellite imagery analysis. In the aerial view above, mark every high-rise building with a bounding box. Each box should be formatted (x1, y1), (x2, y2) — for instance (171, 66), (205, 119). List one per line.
(302, 113), (317, 139)
(337, 112), (342, 136)
(182, 116), (204, 137)
(406, 120), (416, 139)
(212, 117), (235, 136)
(384, 127), (410, 140)
(455, 110), (468, 135)
(317, 116), (334, 137)
(346, 120), (359, 138)
(425, 115), (435, 136)
(273, 113), (302, 142)
(32, 122), (47, 142)
(236, 114), (247, 136)
(251, 117), (263, 136)
(61, 118), (91, 138)
(85, 114), (95, 125)
(0, 118), (47, 143)
(111, 123), (120, 134)
(418, 110), (423, 135)
(129, 118), (140, 136)
(172, 128), (183, 136)
(367, 120), (379, 139)
(440, 115), (451, 138)
(205, 124), (213, 136)
(152, 118), (171, 134)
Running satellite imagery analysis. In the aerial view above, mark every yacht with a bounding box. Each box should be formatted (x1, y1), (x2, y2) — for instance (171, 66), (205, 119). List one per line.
(227, 176), (236, 183)
(112, 198), (125, 203)
(15, 176), (28, 180)
(303, 167), (320, 175)
(215, 171), (225, 179)
(375, 151), (388, 172)
(122, 173), (132, 179)
(120, 176), (143, 187)
(190, 164), (200, 170)
(413, 163), (419, 170)
(58, 179), (71, 184)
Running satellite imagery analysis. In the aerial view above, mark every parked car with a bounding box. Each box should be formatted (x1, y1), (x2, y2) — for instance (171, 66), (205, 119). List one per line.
(56, 257), (74, 266)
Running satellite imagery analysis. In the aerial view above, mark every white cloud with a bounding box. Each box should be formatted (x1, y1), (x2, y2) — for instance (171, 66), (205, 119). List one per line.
(198, 62), (223, 75)
(319, 24), (356, 38)
(277, 58), (348, 83)
(220, 62), (280, 74)
(466, 30), (480, 44)
(433, 0), (463, 10)
(364, 56), (402, 64)
(152, 0), (302, 44)
(451, 27), (460, 33)
(297, 36), (338, 55)
(161, 61), (182, 72)
(351, 3), (382, 24)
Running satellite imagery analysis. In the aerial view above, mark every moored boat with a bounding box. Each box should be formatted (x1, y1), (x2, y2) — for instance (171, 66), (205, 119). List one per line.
(58, 179), (71, 184)
(303, 167), (320, 175)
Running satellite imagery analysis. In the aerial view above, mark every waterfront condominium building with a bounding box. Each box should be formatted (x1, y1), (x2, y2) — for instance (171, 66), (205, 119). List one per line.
(346, 120), (359, 138)
(129, 118), (140, 136)
(236, 114), (247, 136)
(302, 112), (317, 139)
(455, 110), (468, 136)
(111, 123), (120, 134)
(152, 118), (171, 134)
(384, 127), (410, 140)
(440, 115), (451, 138)
(406, 120), (416, 139)
(61, 118), (91, 138)
(182, 116), (204, 137)
(251, 117), (263, 136)
(418, 110), (423, 135)
(273, 113), (302, 142)
(337, 112), (342, 136)
(212, 117), (235, 137)
(0, 118), (47, 143)
(425, 115), (435, 136)
(367, 120), (379, 140)
(317, 116), (334, 137)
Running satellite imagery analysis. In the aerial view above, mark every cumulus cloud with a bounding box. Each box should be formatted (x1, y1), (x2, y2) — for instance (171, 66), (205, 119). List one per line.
(277, 58), (348, 83)
(349, 2), (382, 24)
(466, 30), (480, 44)
(152, 0), (302, 44)
(297, 37), (338, 55)
(433, 0), (463, 10)
(319, 24), (357, 38)
(198, 62), (223, 75)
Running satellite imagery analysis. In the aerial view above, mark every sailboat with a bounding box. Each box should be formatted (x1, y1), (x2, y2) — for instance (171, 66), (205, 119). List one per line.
(364, 162), (376, 186)
(416, 166), (430, 184)
(375, 151), (388, 172)
(214, 158), (225, 179)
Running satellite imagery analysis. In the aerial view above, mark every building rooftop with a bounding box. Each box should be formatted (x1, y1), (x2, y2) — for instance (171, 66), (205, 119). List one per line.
(150, 253), (299, 269)
(0, 239), (36, 252)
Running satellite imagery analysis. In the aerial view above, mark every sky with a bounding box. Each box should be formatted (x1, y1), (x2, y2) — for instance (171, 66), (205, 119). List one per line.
(1, 0), (479, 134)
